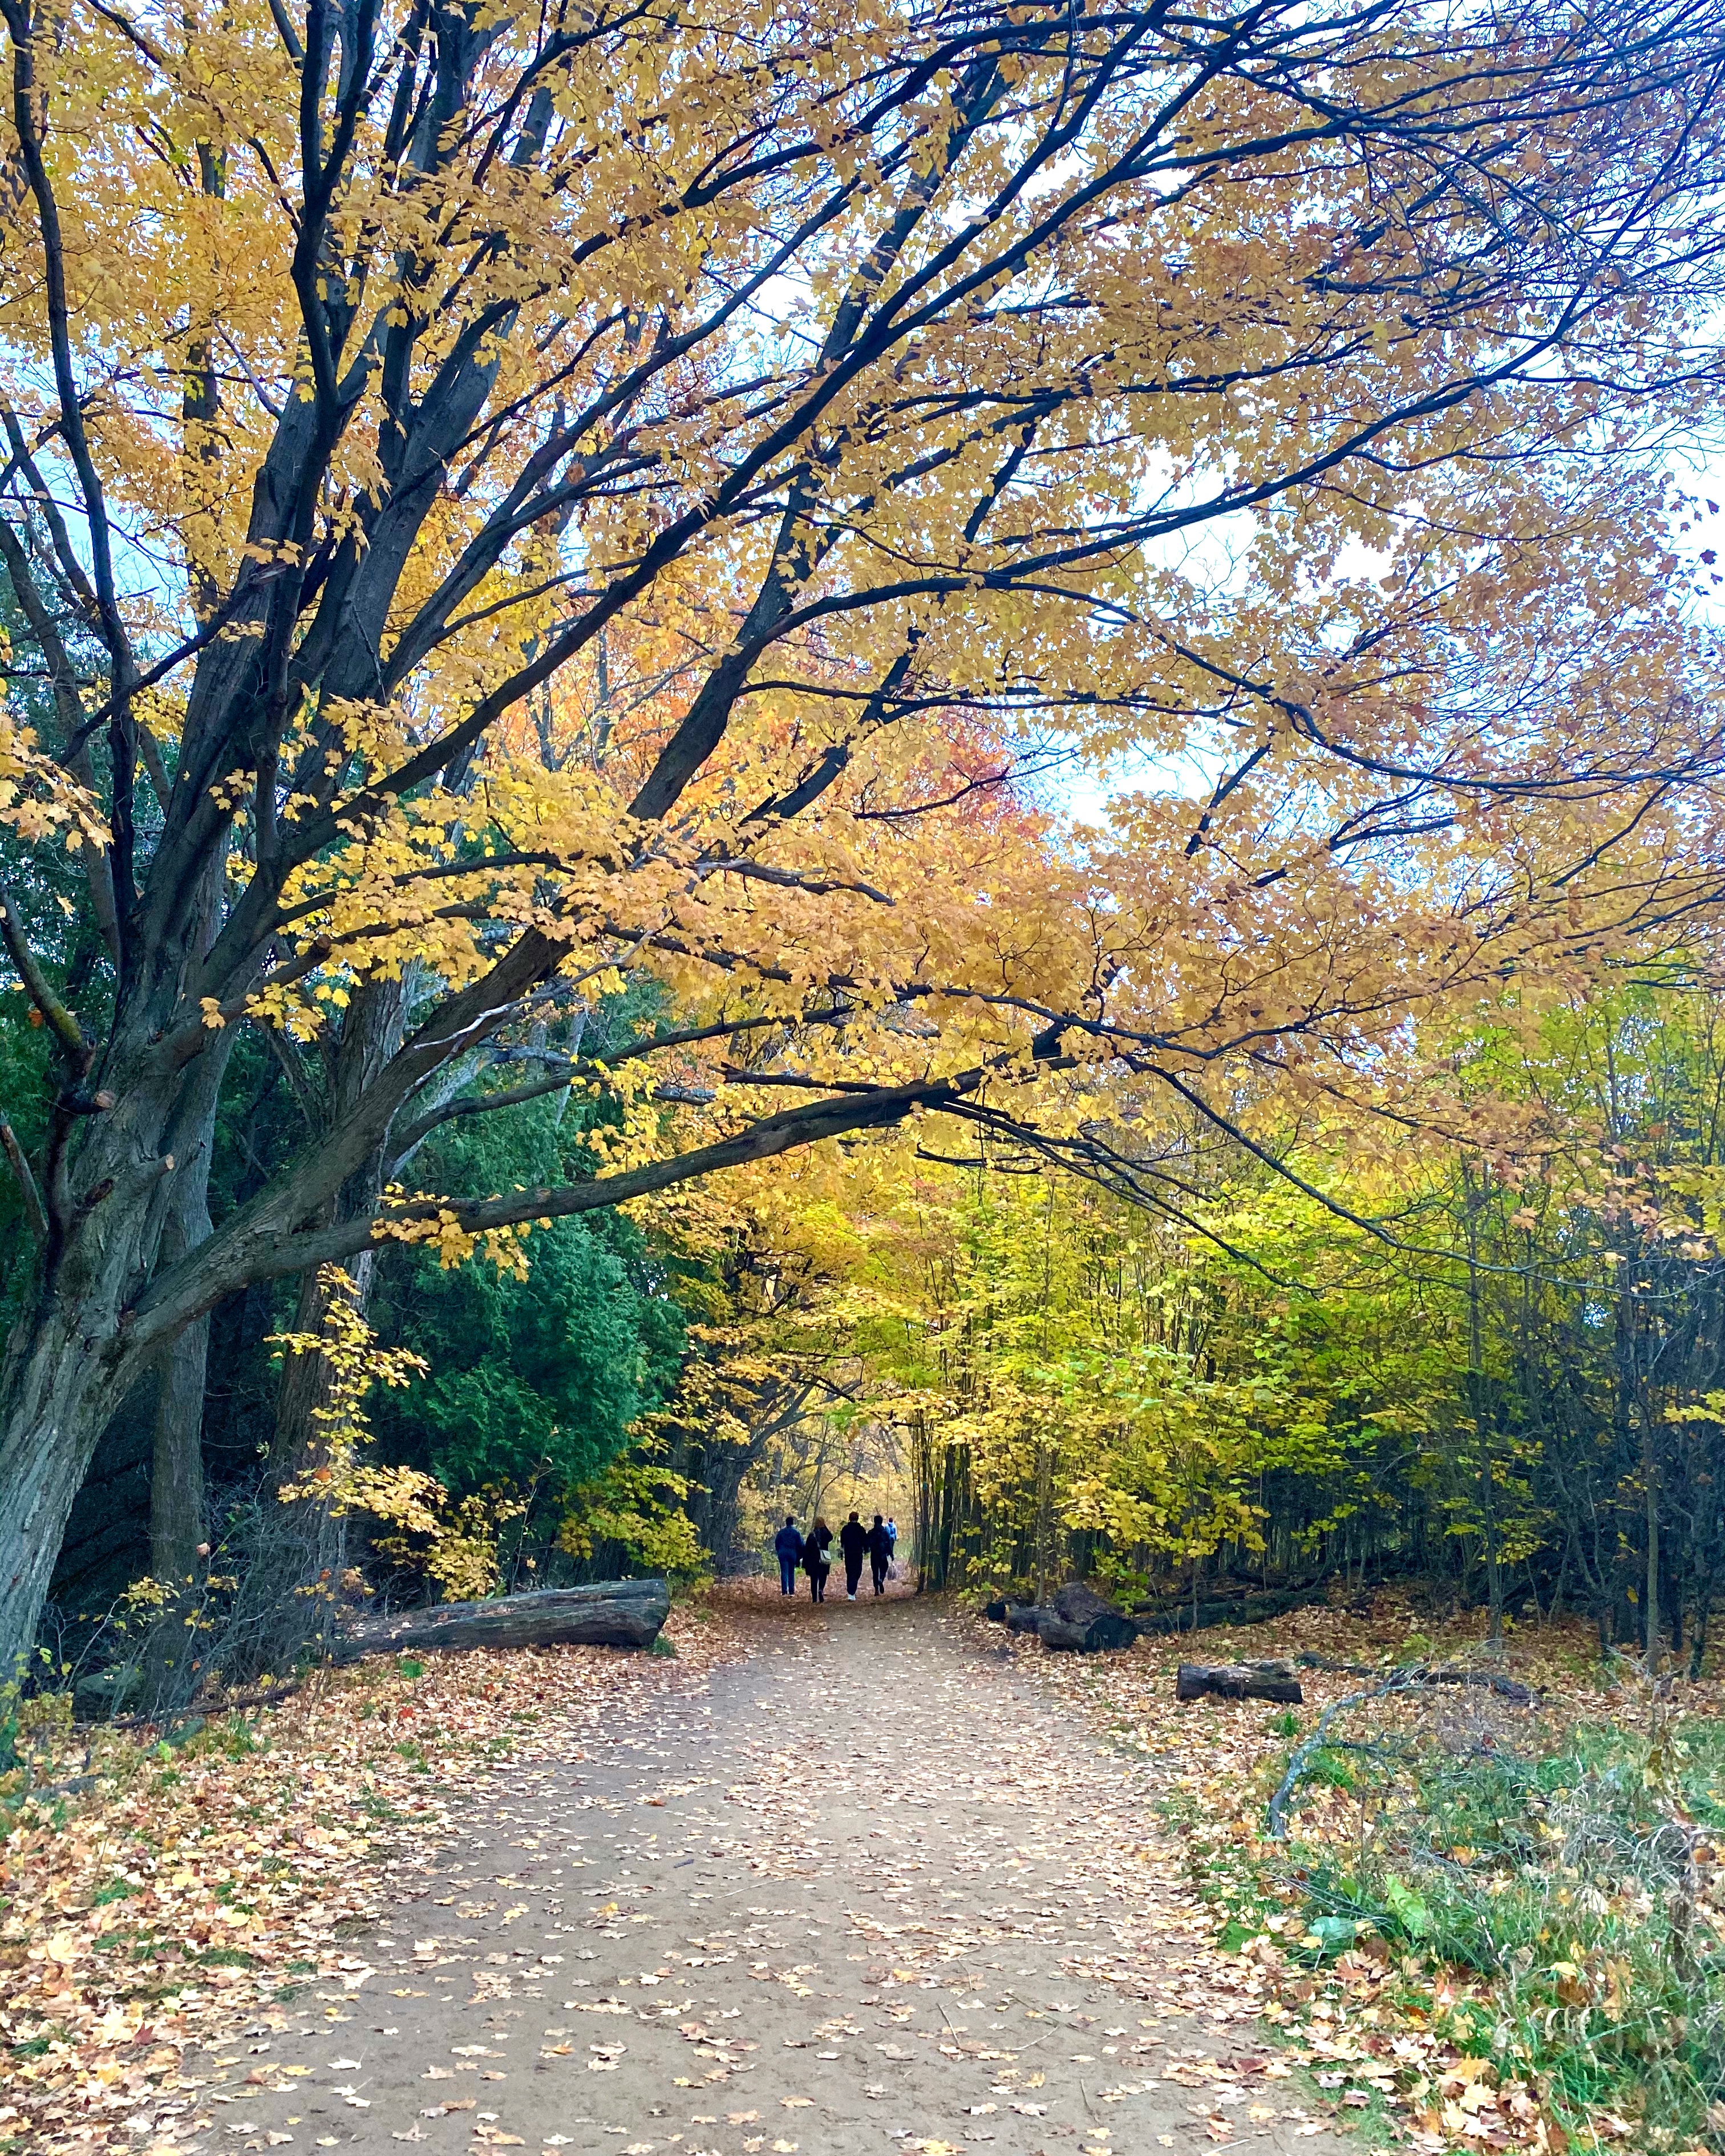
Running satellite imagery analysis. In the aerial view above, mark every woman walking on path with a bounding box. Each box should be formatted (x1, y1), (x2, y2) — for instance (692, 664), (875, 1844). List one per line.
(839, 1512), (869, 1600)
(803, 1518), (832, 1602)
(866, 1514), (892, 1594)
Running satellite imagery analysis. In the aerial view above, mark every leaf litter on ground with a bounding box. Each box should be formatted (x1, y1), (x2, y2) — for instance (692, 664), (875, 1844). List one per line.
(0, 1601), (742, 2154)
(986, 1588), (1725, 2156)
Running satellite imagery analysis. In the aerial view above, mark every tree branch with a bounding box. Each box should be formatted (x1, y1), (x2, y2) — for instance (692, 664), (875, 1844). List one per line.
(0, 884), (88, 1068)
(0, 1116), (47, 1242)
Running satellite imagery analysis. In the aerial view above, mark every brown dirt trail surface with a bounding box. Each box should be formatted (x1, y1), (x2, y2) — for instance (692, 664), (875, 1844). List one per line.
(179, 1591), (1349, 2156)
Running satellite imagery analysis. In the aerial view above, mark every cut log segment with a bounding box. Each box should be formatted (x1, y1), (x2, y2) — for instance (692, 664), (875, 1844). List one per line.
(331, 1579), (671, 1661)
(1050, 1581), (1139, 1651)
(1176, 1659), (1303, 1704)
(987, 1586), (1137, 1651)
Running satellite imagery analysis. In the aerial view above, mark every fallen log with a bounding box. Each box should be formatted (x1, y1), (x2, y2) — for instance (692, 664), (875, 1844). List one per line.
(1176, 1659), (1303, 1704)
(331, 1579), (671, 1661)
(1133, 1577), (1331, 1635)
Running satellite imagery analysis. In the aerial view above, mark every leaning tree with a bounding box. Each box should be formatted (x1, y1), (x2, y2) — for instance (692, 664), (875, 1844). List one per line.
(1, 0), (1724, 1663)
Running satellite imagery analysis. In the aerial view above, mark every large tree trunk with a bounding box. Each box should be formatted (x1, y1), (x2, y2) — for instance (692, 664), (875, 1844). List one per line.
(151, 1323), (208, 1584)
(987, 1585), (1139, 1652)
(0, 1301), (134, 1668)
(0, 971), (237, 1669)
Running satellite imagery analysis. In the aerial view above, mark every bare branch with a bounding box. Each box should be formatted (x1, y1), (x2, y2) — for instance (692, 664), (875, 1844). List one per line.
(0, 1116), (47, 1243)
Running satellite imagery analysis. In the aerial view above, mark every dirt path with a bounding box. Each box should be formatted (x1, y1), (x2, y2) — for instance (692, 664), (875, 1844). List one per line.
(196, 1592), (1350, 2156)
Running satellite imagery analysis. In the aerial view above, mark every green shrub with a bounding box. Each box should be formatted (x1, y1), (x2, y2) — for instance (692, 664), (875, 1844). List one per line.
(1271, 1712), (1725, 2144)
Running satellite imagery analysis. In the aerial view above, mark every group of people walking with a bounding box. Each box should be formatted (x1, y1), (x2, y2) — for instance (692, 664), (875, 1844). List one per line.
(774, 1511), (897, 1601)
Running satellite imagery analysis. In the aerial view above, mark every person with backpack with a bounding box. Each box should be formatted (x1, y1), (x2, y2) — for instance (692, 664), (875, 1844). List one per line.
(773, 1516), (804, 1596)
(803, 1517), (832, 1602)
(866, 1514), (892, 1595)
(839, 1511), (869, 1600)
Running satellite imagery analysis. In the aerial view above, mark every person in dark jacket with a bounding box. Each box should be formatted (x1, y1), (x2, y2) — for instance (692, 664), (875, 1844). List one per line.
(774, 1516), (804, 1596)
(866, 1513), (892, 1594)
(803, 1517), (832, 1601)
(839, 1511), (869, 1600)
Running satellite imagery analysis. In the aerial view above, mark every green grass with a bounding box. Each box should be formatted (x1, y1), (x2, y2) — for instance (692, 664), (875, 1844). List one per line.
(1260, 1711), (1725, 2147)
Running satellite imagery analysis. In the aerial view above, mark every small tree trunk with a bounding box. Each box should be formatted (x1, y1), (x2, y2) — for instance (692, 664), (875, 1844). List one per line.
(270, 977), (405, 1473)
(272, 1247), (376, 1470)
(1462, 1174), (1504, 1647)
(1032, 1440), (1054, 1607)
(1645, 1421), (1662, 1673)
(149, 1172), (214, 1584)
(150, 1318), (208, 1584)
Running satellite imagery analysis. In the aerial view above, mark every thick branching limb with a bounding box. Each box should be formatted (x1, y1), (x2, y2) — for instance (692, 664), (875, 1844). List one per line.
(125, 1043), (1083, 1355)
(0, 55), (132, 680)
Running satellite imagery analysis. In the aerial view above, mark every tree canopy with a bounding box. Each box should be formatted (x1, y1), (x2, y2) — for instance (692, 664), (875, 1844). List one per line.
(3, 0), (1725, 1668)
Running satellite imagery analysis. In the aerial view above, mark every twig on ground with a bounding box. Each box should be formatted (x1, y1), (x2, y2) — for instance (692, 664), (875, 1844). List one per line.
(81, 1679), (307, 1733)
(1268, 1675), (1425, 1840)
